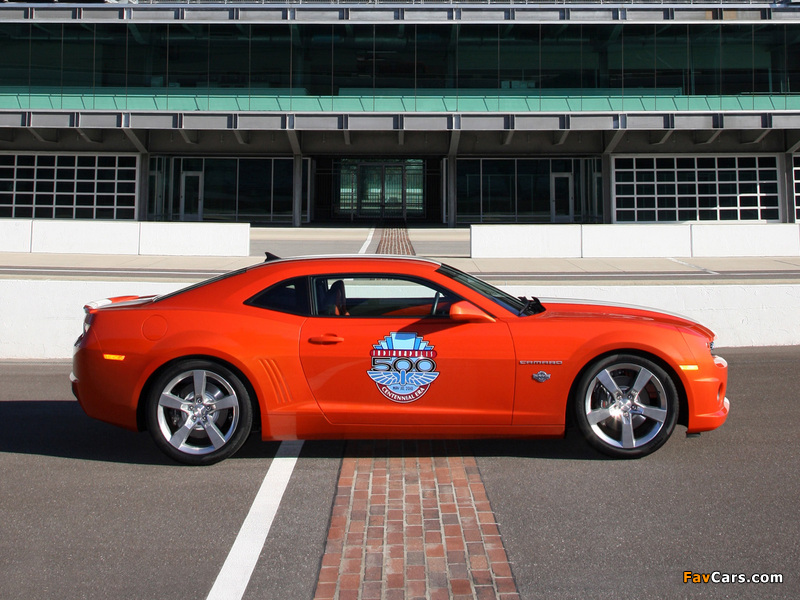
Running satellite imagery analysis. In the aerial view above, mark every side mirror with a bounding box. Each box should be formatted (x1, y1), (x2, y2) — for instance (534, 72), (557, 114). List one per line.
(449, 301), (496, 323)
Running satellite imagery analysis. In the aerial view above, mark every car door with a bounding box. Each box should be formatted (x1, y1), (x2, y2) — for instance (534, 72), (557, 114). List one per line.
(298, 274), (516, 426)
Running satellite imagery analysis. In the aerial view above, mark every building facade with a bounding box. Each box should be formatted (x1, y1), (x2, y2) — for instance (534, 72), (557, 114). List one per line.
(1, 0), (799, 226)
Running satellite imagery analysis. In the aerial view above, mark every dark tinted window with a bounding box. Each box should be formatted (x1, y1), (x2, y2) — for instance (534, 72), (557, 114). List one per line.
(246, 277), (310, 316)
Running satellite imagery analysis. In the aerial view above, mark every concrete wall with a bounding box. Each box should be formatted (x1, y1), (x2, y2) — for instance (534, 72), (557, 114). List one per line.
(0, 220), (250, 257)
(2, 278), (798, 358)
(471, 224), (800, 258)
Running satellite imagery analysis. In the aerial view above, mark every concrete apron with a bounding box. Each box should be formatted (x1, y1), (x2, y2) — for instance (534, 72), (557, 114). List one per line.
(1, 277), (798, 359)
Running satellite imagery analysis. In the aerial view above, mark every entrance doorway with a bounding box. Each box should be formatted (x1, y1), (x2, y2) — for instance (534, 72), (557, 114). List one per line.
(336, 159), (425, 220)
(180, 172), (204, 221)
(551, 173), (574, 222)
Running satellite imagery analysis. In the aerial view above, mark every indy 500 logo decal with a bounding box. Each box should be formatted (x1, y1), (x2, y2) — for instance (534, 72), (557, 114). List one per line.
(367, 332), (439, 403)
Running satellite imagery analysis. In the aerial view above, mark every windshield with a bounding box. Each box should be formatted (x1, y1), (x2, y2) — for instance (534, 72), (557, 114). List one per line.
(436, 264), (540, 315)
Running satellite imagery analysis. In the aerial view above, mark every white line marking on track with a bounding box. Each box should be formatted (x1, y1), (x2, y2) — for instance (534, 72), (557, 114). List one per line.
(206, 440), (304, 600)
(358, 227), (376, 254)
(669, 257), (720, 275)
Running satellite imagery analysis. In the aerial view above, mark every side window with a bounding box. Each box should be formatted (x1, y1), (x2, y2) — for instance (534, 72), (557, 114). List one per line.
(312, 275), (459, 318)
(245, 277), (311, 315)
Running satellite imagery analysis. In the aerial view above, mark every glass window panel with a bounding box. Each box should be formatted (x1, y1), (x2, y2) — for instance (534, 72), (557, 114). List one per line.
(540, 24), (583, 89)
(203, 158), (237, 219)
(721, 25), (754, 95)
(331, 24), (373, 95)
(482, 160), (515, 221)
(416, 25), (453, 89)
(622, 24), (657, 90)
(374, 25), (416, 91)
(295, 24), (334, 96)
(517, 160), (550, 219)
(456, 160), (481, 223)
(28, 23), (63, 87)
(691, 25), (721, 95)
(251, 25), (291, 90)
(499, 25), (540, 92)
(62, 23), (95, 88)
(238, 159), (271, 220)
(459, 24), (498, 90)
(0, 24), (30, 91)
(208, 25), (249, 89)
(617, 197), (635, 209)
(272, 159), (293, 218)
(128, 24), (168, 88)
(656, 158), (675, 170)
(168, 23), (209, 91)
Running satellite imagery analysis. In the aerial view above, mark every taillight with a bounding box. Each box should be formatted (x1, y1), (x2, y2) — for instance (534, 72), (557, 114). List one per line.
(83, 311), (94, 335)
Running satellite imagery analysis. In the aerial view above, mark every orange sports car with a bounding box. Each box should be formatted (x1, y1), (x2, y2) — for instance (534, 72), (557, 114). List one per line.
(71, 255), (729, 465)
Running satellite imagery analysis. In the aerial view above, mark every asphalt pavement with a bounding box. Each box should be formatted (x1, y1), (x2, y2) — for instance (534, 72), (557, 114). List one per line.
(1, 347), (798, 599)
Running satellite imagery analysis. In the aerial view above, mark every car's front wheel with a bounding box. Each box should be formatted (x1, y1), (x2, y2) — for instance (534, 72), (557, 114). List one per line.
(574, 354), (678, 458)
(146, 360), (253, 465)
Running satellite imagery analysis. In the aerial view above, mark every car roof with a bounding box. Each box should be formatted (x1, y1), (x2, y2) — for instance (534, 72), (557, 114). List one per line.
(258, 254), (444, 269)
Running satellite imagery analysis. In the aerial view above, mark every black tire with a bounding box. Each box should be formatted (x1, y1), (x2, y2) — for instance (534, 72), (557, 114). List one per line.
(574, 354), (678, 458)
(145, 359), (253, 465)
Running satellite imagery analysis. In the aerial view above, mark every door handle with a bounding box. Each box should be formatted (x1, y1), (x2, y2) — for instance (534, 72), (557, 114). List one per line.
(308, 334), (345, 345)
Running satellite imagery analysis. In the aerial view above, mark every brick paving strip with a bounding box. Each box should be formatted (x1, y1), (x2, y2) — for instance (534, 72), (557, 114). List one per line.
(312, 228), (520, 599)
(374, 228), (417, 256)
(312, 440), (520, 600)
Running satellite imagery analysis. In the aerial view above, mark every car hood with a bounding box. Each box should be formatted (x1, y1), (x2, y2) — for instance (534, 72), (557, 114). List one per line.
(538, 298), (716, 340)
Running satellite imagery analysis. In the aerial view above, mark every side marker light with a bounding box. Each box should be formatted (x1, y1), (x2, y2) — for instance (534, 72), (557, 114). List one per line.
(103, 354), (126, 361)
(679, 364), (699, 371)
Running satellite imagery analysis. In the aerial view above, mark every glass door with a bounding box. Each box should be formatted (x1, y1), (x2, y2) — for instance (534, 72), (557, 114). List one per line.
(383, 165), (405, 219)
(551, 173), (574, 223)
(358, 165), (383, 218)
(180, 172), (204, 221)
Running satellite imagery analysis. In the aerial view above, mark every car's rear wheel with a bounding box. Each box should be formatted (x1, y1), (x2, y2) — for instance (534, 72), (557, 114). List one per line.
(146, 360), (253, 465)
(574, 354), (678, 458)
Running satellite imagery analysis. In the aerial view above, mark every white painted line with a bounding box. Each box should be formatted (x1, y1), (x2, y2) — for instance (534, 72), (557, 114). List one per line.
(669, 257), (720, 275)
(206, 440), (304, 600)
(358, 227), (376, 254)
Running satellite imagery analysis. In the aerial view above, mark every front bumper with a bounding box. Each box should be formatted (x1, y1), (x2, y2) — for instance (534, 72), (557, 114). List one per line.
(685, 355), (730, 434)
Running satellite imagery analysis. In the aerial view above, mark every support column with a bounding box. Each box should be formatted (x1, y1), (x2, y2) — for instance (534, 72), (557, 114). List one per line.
(601, 153), (614, 224)
(781, 153), (796, 224)
(292, 154), (303, 227)
(447, 157), (457, 228)
(447, 129), (461, 228)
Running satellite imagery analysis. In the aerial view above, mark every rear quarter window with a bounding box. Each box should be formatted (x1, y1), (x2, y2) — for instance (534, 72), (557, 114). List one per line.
(245, 277), (311, 316)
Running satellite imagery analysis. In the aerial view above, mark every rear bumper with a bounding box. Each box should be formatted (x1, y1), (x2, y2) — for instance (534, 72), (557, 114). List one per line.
(72, 346), (141, 432)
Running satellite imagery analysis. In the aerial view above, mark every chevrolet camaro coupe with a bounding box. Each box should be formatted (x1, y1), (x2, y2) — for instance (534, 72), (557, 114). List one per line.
(72, 255), (729, 465)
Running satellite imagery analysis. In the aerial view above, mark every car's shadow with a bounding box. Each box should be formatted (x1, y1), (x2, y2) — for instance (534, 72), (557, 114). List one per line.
(0, 401), (606, 465)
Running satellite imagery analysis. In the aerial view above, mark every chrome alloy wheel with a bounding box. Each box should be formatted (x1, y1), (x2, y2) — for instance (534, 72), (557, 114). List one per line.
(156, 368), (241, 456)
(576, 354), (678, 458)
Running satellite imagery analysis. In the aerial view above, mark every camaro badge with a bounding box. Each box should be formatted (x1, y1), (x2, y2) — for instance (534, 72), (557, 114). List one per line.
(368, 332), (439, 403)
